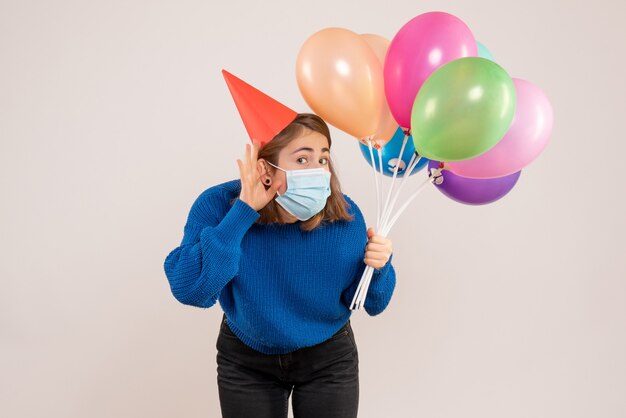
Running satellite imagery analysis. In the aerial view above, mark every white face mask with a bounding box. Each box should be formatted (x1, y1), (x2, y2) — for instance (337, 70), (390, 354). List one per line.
(267, 161), (332, 221)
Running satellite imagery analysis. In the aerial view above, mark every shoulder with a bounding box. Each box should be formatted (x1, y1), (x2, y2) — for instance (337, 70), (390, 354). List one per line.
(341, 193), (365, 223)
(195, 178), (241, 207)
(187, 179), (241, 225)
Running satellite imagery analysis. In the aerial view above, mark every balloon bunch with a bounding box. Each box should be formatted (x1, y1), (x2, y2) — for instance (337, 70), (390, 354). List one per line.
(295, 11), (554, 310)
(357, 127), (428, 178)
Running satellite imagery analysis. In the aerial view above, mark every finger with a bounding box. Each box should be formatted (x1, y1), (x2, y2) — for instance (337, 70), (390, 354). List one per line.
(249, 142), (256, 170)
(364, 258), (384, 269)
(366, 256), (387, 269)
(236, 159), (245, 178)
(368, 235), (389, 245)
(365, 251), (390, 261)
(369, 235), (391, 244)
(251, 140), (259, 163)
(244, 144), (251, 169)
(365, 243), (388, 253)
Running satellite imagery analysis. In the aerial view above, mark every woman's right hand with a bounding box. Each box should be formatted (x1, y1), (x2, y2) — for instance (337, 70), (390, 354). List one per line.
(237, 140), (282, 212)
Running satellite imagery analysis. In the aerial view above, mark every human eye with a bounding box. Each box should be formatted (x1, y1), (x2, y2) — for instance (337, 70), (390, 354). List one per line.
(296, 156), (308, 164)
(319, 157), (329, 165)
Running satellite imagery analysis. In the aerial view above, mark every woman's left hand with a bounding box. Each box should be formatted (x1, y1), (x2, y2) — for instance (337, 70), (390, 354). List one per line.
(364, 227), (393, 270)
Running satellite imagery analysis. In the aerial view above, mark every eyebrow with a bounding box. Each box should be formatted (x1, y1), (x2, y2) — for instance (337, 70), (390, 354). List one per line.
(291, 147), (330, 154)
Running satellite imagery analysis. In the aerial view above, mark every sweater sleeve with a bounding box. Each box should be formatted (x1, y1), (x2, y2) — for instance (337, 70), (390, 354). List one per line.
(342, 255), (396, 316)
(163, 191), (260, 308)
(340, 196), (397, 316)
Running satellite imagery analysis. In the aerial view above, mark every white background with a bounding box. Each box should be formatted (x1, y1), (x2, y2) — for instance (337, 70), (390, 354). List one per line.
(1, 0), (625, 417)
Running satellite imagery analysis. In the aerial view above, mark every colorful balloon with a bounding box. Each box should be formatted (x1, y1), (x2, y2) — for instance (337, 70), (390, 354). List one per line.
(296, 27), (385, 140)
(428, 160), (521, 205)
(477, 41), (495, 61)
(384, 11), (477, 129)
(360, 33), (398, 146)
(411, 57), (517, 162)
(358, 127), (428, 177)
(445, 78), (554, 178)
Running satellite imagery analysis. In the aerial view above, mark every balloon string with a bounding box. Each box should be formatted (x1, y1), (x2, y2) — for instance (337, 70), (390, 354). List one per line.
(354, 135), (409, 309)
(352, 135), (379, 311)
(381, 175), (434, 236)
(377, 145), (385, 231)
(354, 266), (374, 310)
(380, 133), (408, 235)
(354, 129), (429, 310)
(350, 265), (372, 310)
(381, 165), (444, 236)
(353, 133), (409, 310)
(357, 177), (433, 308)
(366, 138), (380, 230)
(353, 135), (377, 311)
(353, 134), (410, 310)
(380, 152), (421, 230)
(356, 129), (445, 310)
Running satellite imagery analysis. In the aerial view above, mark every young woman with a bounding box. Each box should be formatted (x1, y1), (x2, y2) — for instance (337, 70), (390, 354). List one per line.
(164, 113), (396, 418)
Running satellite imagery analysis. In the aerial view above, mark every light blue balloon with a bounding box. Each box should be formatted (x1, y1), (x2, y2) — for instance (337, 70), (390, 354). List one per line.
(477, 41), (495, 61)
(358, 127), (429, 177)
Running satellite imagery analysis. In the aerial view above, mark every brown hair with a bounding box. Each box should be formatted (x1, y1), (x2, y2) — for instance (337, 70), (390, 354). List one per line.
(237, 113), (353, 231)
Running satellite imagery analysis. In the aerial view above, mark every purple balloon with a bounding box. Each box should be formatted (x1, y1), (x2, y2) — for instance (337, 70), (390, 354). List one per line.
(428, 161), (521, 205)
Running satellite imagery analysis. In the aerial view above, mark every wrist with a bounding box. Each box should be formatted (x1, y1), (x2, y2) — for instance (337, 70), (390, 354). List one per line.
(238, 197), (258, 212)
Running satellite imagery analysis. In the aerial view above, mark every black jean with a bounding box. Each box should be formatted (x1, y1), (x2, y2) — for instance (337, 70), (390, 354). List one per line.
(216, 313), (359, 418)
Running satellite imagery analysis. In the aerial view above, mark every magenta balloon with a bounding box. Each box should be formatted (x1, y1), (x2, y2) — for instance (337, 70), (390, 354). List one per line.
(383, 11), (478, 129)
(446, 78), (554, 178)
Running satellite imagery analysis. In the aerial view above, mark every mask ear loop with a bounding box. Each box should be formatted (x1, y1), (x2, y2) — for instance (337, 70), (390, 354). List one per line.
(266, 161), (286, 172)
(265, 161), (286, 197)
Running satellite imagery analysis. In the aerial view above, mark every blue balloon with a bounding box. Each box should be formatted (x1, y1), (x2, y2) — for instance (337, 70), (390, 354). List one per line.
(476, 41), (495, 61)
(358, 127), (429, 177)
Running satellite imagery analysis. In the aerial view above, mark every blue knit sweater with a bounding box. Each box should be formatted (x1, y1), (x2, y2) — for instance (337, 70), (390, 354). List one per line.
(164, 179), (396, 354)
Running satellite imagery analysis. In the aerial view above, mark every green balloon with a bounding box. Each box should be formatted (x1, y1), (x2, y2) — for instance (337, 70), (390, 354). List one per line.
(411, 57), (516, 162)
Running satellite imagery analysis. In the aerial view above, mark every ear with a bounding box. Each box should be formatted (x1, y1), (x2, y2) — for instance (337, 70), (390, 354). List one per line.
(257, 158), (268, 175)
(257, 158), (274, 184)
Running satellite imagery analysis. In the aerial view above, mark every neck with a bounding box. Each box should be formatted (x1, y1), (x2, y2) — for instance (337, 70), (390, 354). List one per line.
(277, 205), (299, 224)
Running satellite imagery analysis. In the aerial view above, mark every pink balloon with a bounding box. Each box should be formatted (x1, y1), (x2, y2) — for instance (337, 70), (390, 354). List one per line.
(446, 78), (554, 178)
(383, 11), (477, 129)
